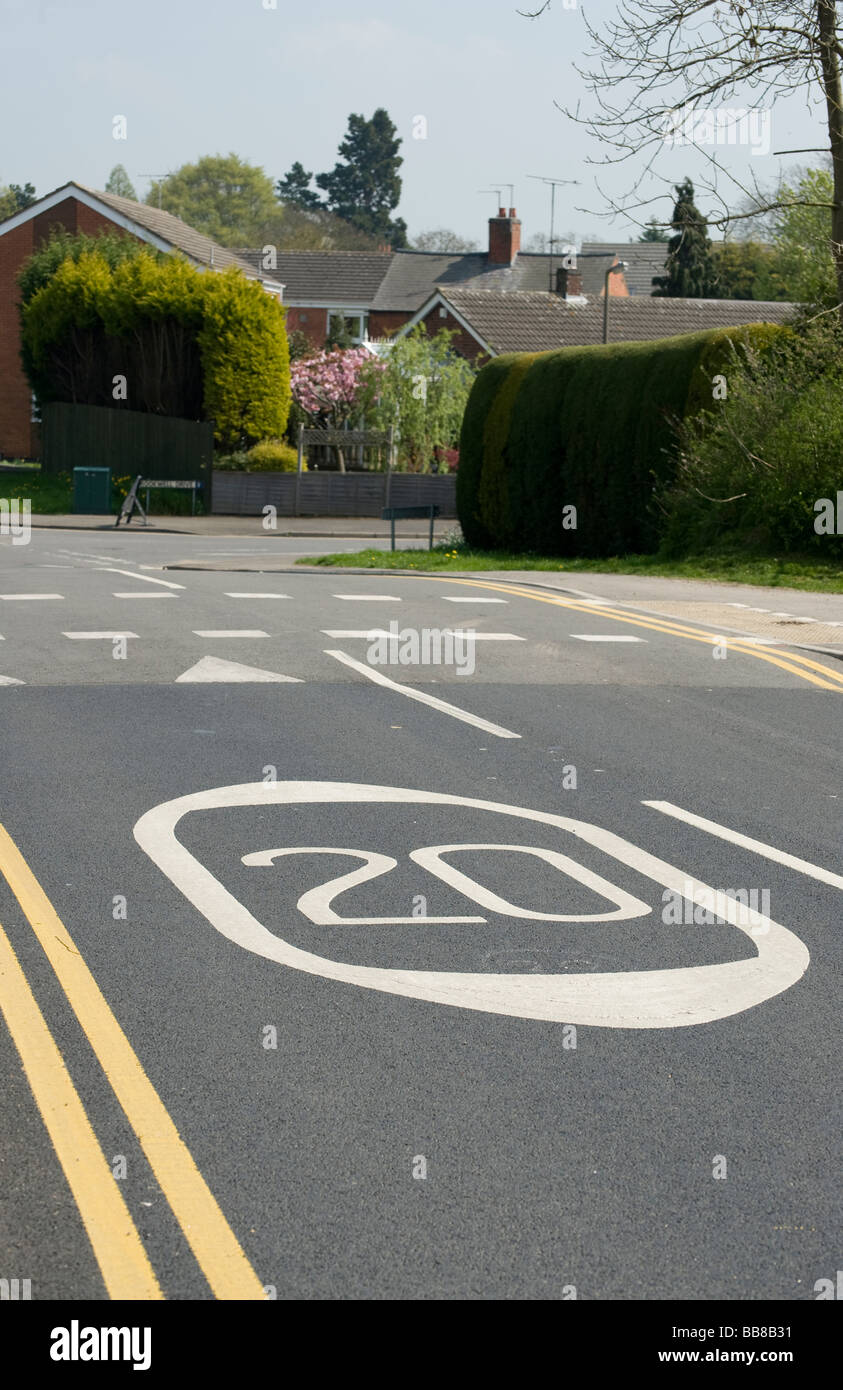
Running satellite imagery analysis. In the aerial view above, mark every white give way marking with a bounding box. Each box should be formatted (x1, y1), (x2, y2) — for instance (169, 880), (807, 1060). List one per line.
(134, 782), (810, 1030)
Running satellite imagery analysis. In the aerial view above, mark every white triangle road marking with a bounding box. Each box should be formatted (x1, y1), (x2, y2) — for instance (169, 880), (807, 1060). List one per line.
(175, 656), (302, 684)
(0, 674), (24, 685)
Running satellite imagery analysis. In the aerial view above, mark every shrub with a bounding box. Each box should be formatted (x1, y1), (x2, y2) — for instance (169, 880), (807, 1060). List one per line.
(363, 328), (476, 473)
(244, 439), (301, 471)
(198, 268), (290, 450)
(458, 323), (791, 556)
(660, 318), (843, 558)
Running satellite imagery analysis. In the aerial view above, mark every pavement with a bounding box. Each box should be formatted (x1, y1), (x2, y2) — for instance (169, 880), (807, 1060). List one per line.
(28, 512), (458, 540)
(0, 525), (841, 1303)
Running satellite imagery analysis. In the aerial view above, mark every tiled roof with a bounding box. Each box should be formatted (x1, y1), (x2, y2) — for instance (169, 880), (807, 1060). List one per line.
(226, 245), (622, 310)
(73, 185), (265, 280)
(581, 242), (669, 296)
(232, 251), (393, 303)
(372, 250), (619, 310)
(437, 288), (797, 355)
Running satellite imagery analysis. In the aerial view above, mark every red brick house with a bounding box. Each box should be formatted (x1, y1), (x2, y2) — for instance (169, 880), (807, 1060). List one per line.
(236, 209), (627, 355)
(0, 182), (283, 459)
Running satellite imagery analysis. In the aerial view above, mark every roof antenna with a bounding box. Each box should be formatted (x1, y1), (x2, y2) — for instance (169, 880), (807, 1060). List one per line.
(527, 174), (581, 291)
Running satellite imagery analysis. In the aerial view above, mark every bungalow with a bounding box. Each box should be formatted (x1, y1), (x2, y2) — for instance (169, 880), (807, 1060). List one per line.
(393, 287), (797, 362)
(0, 182), (284, 459)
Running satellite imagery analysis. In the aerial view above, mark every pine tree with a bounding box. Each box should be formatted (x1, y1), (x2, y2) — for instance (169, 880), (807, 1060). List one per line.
(276, 162), (322, 210)
(316, 109), (407, 248)
(652, 179), (715, 297)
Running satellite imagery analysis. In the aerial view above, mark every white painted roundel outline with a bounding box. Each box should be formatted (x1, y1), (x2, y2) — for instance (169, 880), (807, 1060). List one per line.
(133, 781), (810, 1030)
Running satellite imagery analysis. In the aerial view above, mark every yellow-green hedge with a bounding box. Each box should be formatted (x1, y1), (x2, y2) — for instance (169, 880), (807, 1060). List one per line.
(20, 243), (290, 451)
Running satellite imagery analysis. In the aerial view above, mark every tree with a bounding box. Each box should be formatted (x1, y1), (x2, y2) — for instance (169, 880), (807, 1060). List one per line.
(362, 328), (476, 473)
(146, 154), (277, 245)
(0, 181), (36, 220)
(276, 162), (322, 210)
(769, 167), (838, 308)
(316, 109), (407, 247)
(105, 165), (137, 200)
(411, 228), (479, 252)
(290, 347), (381, 471)
(709, 240), (791, 301)
(526, 0), (843, 321)
(652, 180), (716, 297)
(639, 218), (669, 243)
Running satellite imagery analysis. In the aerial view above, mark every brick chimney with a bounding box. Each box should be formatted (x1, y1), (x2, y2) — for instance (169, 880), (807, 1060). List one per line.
(488, 207), (521, 265)
(555, 265), (583, 298)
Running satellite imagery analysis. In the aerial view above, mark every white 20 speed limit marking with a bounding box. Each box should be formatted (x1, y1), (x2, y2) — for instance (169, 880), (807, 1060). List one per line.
(134, 782), (809, 1030)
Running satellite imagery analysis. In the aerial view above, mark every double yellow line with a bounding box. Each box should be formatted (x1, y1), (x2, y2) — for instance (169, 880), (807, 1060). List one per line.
(0, 824), (265, 1300)
(424, 576), (843, 692)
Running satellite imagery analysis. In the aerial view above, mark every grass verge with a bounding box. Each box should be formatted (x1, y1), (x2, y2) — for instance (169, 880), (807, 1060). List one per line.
(297, 546), (843, 593)
(0, 466), (205, 516)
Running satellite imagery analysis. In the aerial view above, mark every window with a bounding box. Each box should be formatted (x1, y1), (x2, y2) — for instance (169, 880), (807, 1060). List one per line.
(327, 311), (369, 344)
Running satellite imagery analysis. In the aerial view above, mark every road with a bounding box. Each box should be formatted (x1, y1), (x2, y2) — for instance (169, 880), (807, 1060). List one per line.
(0, 527), (840, 1302)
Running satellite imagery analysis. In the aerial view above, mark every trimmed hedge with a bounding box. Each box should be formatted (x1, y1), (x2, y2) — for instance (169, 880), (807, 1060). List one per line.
(457, 323), (791, 556)
(19, 237), (290, 451)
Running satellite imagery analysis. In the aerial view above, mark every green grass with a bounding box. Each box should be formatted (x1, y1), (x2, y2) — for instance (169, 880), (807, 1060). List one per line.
(0, 466), (205, 516)
(297, 545), (843, 593)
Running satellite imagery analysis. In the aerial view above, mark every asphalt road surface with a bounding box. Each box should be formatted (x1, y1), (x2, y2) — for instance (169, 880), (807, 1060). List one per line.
(0, 527), (840, 1302)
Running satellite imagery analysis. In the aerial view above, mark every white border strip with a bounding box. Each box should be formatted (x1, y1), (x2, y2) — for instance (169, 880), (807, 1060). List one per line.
(325, 650), (521, 739)
(643, 800), (843, 891)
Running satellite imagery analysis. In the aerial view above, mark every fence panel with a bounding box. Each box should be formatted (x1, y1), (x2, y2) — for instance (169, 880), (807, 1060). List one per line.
(41, 403), (214, 506)
(211, 471), (457, 518)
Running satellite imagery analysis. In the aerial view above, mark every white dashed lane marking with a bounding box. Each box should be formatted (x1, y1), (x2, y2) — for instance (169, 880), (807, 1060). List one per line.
(0, 594), (64, 601)
(442, 596), (508, 604)
(112, 592), (175, 600)
(225, 593), (290, 599)
(321, 630), (525, 641)
(333, 594), (403, 602)
(63, 632), (139, 640)
(192, 631), (269, 639)
(570, 634), (646, 643)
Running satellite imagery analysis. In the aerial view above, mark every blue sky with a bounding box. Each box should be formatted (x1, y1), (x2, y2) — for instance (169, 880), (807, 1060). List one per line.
(1, 0), (829, 245)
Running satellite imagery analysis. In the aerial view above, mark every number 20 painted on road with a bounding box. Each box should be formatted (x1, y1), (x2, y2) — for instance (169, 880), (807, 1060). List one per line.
(134, 781), (809, 1030)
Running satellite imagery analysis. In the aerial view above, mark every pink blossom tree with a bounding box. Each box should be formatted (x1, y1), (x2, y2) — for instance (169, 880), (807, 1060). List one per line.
(290, 347), (384, 471)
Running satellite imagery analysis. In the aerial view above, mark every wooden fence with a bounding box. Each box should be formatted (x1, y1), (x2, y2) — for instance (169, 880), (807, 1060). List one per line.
(211, 470), (457, 518)
(41, 403), (214, 506)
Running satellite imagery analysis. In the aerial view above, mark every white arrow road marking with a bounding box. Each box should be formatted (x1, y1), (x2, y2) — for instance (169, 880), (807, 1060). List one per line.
(134, 782), (810, 1029)
(175, 657), (302, 683)
(644, 800), (843, 892)
(325, 650), (521, 739)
